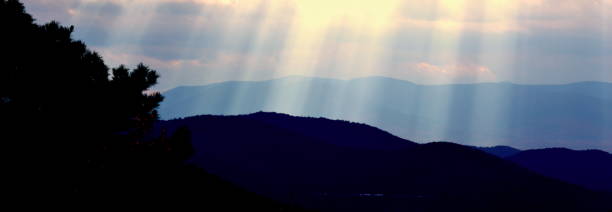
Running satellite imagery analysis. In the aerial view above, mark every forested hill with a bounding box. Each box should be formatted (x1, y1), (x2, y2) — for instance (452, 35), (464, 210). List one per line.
(157, 112), (612, 212)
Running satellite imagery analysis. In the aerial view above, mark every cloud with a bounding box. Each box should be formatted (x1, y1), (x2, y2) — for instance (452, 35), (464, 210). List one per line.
(19, 0), (612, 89)
(392, 0), (612, 34)
(97, 45), (282, 90)
(155, 1), (203, 16)
(398, 62), (496, 84)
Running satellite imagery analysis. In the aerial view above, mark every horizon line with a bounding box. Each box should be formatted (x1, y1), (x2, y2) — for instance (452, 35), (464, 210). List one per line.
(159, 75), (612, 92)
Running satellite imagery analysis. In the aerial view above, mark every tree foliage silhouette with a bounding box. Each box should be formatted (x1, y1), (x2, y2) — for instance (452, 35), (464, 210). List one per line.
(0, 2), (306, 210)
(1, 2), (162, 138)
(0, 0), (171, 194)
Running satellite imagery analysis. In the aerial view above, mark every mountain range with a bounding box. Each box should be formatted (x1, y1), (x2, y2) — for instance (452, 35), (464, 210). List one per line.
(154, 112), (612, 211)
(159, 76), (612, 152)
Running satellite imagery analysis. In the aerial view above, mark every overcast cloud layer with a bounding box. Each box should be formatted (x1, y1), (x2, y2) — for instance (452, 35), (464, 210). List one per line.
(21, 0), (612, 90)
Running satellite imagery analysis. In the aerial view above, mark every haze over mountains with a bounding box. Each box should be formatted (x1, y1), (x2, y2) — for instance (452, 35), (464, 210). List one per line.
(160, 76), (612, 152)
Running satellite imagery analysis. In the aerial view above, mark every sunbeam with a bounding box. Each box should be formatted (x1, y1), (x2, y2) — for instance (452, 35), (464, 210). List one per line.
(19, 0), (612, 150)
(8, 0), (612, 209)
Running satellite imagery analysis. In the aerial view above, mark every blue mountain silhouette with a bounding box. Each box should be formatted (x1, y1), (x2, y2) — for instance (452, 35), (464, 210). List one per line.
(507, 148), (612, 192)
(475, 146), (522, 158)
(475, 146), (612, 192)
(159, 76), (612, 152)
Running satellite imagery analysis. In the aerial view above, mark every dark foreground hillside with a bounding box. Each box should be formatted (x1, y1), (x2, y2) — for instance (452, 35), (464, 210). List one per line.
(73, 160), (307, 210)
(157, 112), (612, 212)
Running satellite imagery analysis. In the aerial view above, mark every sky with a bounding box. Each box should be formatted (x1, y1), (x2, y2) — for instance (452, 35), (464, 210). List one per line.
(21, 0), (612, 90)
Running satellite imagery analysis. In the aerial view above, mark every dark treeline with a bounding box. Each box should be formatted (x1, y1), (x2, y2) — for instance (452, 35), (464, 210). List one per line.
(0, 0), (303, 210)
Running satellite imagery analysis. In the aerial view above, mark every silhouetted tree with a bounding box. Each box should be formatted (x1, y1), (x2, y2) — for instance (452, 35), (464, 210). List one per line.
(0, 2), (307, 210)
(0, 0), (170, 196)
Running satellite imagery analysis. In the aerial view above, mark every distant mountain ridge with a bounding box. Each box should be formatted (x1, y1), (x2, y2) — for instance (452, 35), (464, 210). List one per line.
(475, 145), (522, 158)
(159, 76), (612, 152)
(473, 145), (612, 192)
(507, 148), (612, 192)
(155, 112), (612, 211)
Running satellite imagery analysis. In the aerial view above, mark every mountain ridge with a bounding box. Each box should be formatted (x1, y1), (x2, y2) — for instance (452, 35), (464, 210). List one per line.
(507, 148), (612, 192)
(165, 76), (612, 90)
(160, 76), (612, 151)
(155, 112), (612, 211)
